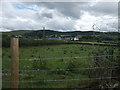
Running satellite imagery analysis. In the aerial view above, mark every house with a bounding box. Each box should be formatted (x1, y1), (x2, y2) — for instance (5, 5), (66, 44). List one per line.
(73, 37), (79, 41)
(71, 37), (79, 41)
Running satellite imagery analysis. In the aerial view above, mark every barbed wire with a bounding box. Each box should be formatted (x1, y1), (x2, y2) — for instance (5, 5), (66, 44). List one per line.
(92, 17), (119, 87)
(2, 76), (120, 82)
(18, 55), (120, 61)
(2, 17), (120, 89)
(2, 22), (120, 89)
(2, 66), (120, 73)
(3, 55), (119, 61)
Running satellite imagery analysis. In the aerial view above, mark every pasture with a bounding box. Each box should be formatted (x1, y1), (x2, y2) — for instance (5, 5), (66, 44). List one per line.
(2, 44), (119, 88)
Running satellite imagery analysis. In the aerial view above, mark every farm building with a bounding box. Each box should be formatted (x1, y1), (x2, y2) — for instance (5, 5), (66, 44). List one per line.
(71, 37), (79, 41)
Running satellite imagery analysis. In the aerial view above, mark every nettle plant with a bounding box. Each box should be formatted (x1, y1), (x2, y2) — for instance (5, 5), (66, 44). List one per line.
(88, 47), (117, 88)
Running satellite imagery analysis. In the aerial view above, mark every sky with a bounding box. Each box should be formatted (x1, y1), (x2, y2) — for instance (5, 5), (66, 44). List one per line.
(0, 1), (119, 32)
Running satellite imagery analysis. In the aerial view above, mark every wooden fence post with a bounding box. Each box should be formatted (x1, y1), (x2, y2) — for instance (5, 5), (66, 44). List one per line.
(11, 38), (19, 89)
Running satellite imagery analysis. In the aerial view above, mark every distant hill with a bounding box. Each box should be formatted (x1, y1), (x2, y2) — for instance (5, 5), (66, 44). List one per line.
(2, 30), (34, 36)
(2, 29), (119, 37)
(2, 29), (119, 47)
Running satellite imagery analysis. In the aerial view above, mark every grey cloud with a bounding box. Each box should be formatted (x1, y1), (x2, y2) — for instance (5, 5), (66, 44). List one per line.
(85, 2), (118, 17)
(46, 17), (76, 31)
(94, 18), (118, 32)
(23, 2), (118, 18)
(41, 12), (53, 18)
(41, 2), (82, 19)
(23, 2), (88, 19)
(1, 2), (118, 32)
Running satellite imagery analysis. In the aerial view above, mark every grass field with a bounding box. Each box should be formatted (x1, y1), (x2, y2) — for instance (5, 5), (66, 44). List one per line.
(2, 44), (119, 88)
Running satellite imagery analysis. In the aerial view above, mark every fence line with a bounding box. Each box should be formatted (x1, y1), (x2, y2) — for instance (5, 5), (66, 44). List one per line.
(18, 55), (120, 61)
(3, 76), (120, 82)
(2, 66), (120, 73)
(3, 55), (120, 61)
(2, 36), (119, 88)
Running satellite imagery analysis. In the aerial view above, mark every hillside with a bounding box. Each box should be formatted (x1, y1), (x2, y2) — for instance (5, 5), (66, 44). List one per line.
(2, 30), (34, 36)
(2, 29), (119, 37)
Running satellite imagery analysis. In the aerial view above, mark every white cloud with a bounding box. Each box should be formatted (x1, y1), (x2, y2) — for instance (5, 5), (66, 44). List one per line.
(0, 2), (118, 32)
(75, 12), (101, 31)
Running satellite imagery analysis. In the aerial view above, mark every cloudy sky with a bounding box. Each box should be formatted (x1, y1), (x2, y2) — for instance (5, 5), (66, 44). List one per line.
(0, 1), (118, 32)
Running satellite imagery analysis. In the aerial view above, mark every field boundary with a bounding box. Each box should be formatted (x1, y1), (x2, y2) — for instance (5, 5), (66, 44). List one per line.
(3, 37), (119, 89)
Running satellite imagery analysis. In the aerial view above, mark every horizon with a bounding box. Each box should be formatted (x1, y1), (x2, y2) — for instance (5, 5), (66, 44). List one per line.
(1, 29), (119, 33)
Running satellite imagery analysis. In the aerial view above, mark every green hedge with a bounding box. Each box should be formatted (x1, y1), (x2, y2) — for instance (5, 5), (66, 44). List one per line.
(2, 37), (68, 47)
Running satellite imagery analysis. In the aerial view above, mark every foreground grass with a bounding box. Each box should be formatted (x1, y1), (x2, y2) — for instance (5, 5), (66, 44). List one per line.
(2, 44), (119, 88)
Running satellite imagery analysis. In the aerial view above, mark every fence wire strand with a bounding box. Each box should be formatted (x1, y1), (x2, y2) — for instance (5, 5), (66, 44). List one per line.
(2, 76), (120, 82)
(3, 55), (120, 61)
(2, 17), (120, 88)
(2, 66), (120, 73)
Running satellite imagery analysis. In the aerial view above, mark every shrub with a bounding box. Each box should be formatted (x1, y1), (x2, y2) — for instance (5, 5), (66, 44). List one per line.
(88, 47), (118, 88)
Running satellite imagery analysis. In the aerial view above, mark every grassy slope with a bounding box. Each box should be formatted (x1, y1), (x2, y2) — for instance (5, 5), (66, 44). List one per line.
(2, 30), (34, 36)
(2, 44), (119, 88)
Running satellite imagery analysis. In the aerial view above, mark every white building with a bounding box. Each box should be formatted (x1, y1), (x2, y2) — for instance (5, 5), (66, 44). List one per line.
(71, 37), (79, 41)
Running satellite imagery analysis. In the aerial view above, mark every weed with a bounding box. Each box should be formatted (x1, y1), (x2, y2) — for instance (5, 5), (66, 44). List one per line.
(32, 60), (48, 70)
(66, 60), (79, 74)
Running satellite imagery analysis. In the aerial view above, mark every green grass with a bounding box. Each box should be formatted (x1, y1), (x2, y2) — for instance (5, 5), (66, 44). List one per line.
(2, 44), (119, 88)
(2, 30), (34, 36)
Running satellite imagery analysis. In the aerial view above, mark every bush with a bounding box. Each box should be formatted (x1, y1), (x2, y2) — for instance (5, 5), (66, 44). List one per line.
(2, 35), (10, 48)
(19, 39), (67, 47)
(88, 47), (118, 88)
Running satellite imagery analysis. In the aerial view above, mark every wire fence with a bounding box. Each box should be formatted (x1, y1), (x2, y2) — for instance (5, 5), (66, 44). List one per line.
(3, 76), (120, 82)
(3, 55), (120, 61)
(2, 46), (120, 88)
(2, 17), (120, 89)
(2, 66), (120, 75)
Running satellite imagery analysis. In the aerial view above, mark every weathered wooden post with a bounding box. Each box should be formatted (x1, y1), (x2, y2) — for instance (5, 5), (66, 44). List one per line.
(11, 38), (19, 89)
